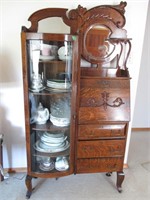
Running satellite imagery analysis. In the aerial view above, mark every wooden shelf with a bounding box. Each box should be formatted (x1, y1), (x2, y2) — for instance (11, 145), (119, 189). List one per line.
(31, 122), (70, 132)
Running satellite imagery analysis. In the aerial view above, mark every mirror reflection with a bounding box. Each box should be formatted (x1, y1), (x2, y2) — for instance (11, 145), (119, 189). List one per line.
(84, 25), (113, 61)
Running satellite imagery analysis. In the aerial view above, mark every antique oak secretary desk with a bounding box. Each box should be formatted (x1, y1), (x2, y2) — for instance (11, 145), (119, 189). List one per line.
(21, 2), (131, 198)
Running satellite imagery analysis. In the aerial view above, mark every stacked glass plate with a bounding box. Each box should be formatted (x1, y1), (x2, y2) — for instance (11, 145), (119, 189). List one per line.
(47, 79), (71, 90)
(34, 132), (70, 153)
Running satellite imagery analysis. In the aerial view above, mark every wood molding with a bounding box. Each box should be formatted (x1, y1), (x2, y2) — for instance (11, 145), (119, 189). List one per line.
(5, 165), (129, 173)
(132, 127), (150, 132)
(5, 167), (27, 173)
(123, 163), (129, 169)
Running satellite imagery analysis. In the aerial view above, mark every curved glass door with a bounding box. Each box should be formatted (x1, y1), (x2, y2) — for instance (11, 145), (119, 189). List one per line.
(25, 35), (77, 174)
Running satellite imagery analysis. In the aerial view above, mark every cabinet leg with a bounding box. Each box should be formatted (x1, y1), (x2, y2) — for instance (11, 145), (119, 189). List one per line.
(25, 175), (33, 199)
(116, 171), (125, 193)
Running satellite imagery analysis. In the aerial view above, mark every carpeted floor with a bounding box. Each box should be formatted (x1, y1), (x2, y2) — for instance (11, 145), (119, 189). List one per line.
(0, 131), (150, 200)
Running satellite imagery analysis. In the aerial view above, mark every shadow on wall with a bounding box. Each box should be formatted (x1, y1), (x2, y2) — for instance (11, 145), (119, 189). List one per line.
(0, 105), (26, 169)
(0, 50), (26, 169)
(0, 50), (18, 83)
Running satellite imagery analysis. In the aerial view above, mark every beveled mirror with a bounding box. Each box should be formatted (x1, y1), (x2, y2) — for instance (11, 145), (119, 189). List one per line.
(83, 24), (116, 63)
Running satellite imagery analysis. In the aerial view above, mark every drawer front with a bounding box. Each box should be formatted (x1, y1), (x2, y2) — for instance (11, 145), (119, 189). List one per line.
(76, 157), (124, 173)
(78, 124), (126, 139)
(79, 79), (130, 123)
(77, 140), (125, 158)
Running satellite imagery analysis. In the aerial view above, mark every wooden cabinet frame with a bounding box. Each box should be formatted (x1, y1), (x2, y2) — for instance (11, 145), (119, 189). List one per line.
(21, 2), (131, 198)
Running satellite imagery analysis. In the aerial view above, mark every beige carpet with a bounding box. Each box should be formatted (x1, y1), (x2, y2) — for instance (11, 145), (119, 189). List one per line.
(0, 131), (150, 200)
(141, 161), (150, 172)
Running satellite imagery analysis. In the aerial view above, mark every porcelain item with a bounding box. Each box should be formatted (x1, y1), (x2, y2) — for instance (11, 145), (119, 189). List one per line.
(35, 103), (49, 124)
(34, 130), (70, 153)
(39, 157), (55, 171)
(34, 140), (70, 153)
(31, 73), (44, 91)
(40, 132), (67, 144)
(58, 46), (72, 61)
(55, 157), (69, 171)
(41, 44), (58, 58)
(39, 55), (55, 60)
(39, 140), (66, 149)
(47, 79), (71, 90)
(50, 114), (70, 127)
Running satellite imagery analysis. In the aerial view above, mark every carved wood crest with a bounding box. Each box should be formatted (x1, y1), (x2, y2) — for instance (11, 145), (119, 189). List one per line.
(21, 1), (131, 75)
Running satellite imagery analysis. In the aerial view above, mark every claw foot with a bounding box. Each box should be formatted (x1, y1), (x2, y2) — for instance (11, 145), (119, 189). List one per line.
(25, 175), (33, 198)
(26, 191), (32, 199)
(116, 171), (124, 193)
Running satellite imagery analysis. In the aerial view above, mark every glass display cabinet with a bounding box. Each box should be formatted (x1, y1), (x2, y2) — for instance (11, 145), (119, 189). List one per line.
(21, 2), (131, 198)
(21, 11), (79, 198)
(23, 36), (78, 170)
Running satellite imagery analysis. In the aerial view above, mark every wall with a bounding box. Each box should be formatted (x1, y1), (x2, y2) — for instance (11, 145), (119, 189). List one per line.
(132, 1), (150, 128)
(0, 0), (149, 169)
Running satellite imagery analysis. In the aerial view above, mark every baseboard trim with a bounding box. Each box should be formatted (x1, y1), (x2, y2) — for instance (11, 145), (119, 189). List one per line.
(123, 164), (129, 169)
(132, 127), (150, 132)
(5, 167), (27, 173)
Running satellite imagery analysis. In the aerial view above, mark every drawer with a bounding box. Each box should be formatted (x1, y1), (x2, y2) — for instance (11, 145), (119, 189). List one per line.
(77, 140), (125, 158)
(76, 157), (124, 173)
(79, 79), (130, 123)
(78, 124), (126, 139)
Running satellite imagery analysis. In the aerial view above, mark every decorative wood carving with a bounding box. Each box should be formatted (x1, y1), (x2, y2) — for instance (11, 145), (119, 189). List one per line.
(21, 2), (131, 75)
(107, 38), (132, 76)
(84, 91), (125, 110)
(68, 2), (127, 32)
(67, 2), (130, 67)
(22, 2), (127, 33)
(22, 8), (69, 32)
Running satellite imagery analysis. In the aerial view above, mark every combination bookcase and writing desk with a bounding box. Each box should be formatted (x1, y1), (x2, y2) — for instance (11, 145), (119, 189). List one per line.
(21, 2), (131, 198)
